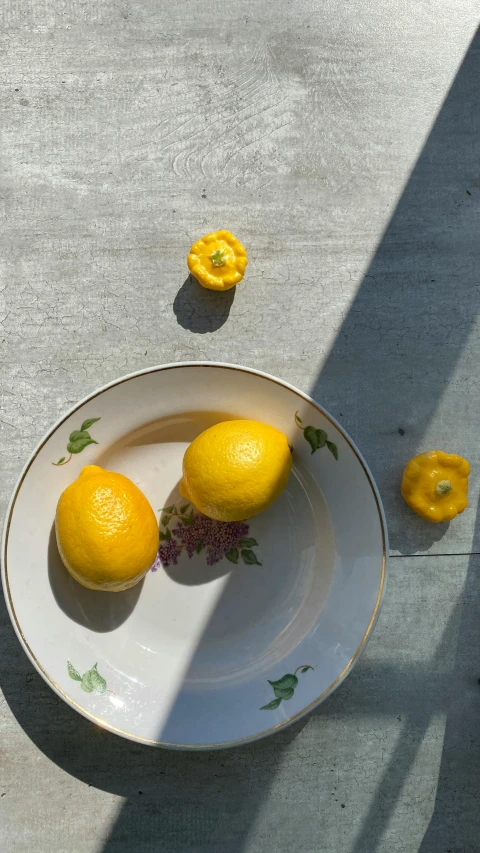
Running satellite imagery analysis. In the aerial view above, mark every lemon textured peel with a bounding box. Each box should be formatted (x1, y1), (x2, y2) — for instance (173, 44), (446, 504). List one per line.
(55, 465), (159, 591)
(180, 420), (292, 522)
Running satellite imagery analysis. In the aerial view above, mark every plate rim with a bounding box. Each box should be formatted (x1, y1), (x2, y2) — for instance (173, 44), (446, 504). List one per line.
(1, 361), (389, 750)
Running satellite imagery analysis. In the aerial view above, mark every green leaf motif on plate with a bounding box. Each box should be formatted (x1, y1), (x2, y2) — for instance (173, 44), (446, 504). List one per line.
(268, 674), (298, 699)
(326, 440), (338, 460)
(159, 527), (172, 541)
(53, 418), (101, 466)
(81, 664), (107, 695)
(260, 665), (313, 710)
(260, 697), (282, 711)
(269, 673), (298, 692)
(67, 435), (98, 454)
(238, 538), (258, 548)
(241, 549), (262, 566)
(279, 687), (295, 700)
(304, 426), (327, 454)
(68, 661), (107, 695)
(67, 661), (82, 681)
(226, 547), (239, 564)
(294, 411), (338, 460)
(68, 430), (88, 443)
(81, 417), (101, 432)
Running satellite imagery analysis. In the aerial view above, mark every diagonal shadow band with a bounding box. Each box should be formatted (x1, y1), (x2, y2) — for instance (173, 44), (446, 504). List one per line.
(310, 28), (480, 557)
(418, 498), (480, 853)
(310, 26), (480, 853)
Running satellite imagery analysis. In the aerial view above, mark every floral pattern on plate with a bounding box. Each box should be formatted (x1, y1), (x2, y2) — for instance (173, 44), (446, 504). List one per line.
(151, 503), (262, 569)
(295, 411), (338, 459)
(67, 661), (107, 694)
(260, 665), (314, 710)
(53, 418), (101, 466)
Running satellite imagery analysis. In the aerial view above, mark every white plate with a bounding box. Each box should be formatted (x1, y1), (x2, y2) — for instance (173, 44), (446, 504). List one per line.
(2, 363), (387, 749)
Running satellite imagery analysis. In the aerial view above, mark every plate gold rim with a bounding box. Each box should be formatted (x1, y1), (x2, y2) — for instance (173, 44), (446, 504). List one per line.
(1, 362), (388, 750)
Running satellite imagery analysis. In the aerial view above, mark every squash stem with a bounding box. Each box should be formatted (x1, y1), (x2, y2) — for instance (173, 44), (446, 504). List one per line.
(210, 249), (228, 267)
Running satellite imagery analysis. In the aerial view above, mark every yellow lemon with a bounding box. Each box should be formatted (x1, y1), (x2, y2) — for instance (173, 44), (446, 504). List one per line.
(55, 465), (159, 591)
(179, 420), (292, 522)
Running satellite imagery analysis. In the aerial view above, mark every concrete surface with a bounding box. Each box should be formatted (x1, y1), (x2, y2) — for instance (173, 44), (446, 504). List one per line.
(2, 1), (480, 851)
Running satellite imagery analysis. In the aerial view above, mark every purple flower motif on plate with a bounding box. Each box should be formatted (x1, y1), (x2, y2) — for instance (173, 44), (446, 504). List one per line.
(151, 503), (262, 570)
(152, 538), (182, 570)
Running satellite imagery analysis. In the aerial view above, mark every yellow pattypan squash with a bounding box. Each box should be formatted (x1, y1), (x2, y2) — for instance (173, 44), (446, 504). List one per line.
(401, 450), (470, 523)
(188, 230), (247, 291)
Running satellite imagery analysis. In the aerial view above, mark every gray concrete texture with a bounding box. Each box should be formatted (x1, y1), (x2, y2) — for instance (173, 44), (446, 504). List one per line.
(2, 0), (480, 850)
